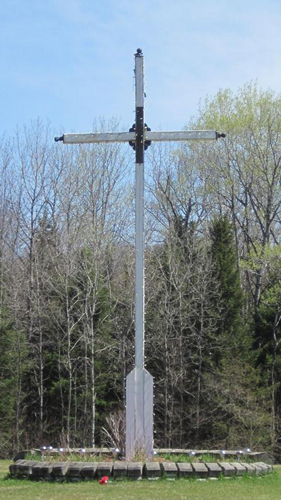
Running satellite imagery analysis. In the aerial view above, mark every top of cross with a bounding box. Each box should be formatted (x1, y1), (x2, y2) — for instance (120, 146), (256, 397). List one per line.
(54, 49), (225, 145)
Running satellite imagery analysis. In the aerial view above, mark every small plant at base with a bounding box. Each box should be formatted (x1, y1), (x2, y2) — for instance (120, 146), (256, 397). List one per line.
(131, 448), (148, 463)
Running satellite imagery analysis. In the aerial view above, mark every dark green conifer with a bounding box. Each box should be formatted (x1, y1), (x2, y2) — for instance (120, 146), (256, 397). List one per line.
(209, 216), (244, 355)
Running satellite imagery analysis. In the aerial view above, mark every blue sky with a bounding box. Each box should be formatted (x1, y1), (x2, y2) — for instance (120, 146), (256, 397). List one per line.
(1, 0), (281, 138)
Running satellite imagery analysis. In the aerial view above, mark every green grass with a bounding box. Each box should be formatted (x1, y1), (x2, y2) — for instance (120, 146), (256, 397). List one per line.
(24, 452), (110, 462)
(24, 451), (256, 464)
(158, 452), (256, 463)
(0, 461), (281, 500)
(159, 453), (222, 462)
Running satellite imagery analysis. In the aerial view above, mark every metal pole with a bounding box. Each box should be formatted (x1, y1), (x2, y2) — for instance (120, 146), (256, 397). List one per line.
(134, 48), (146, 453)
(135, 49), (145, 370)
(125, 50), (154, 460)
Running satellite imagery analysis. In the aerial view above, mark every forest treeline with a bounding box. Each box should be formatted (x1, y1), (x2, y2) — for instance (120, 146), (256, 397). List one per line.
(0, 83), (281, 458)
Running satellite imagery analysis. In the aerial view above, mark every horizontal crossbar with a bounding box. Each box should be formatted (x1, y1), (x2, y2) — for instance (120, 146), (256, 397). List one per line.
(58, 130), (219, 144)
(62, 132), (135, 144)
(145, 130), (218, 141)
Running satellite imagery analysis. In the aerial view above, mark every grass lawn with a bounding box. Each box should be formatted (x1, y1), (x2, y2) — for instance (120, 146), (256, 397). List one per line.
(0, 461), (281, 500)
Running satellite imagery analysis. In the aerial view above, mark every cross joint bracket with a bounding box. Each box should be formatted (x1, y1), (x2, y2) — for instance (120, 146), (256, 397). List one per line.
(129, 124), (152, 150)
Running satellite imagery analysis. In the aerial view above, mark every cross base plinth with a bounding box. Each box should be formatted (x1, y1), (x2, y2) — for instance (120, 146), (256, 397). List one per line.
(125, 367), (154, 460)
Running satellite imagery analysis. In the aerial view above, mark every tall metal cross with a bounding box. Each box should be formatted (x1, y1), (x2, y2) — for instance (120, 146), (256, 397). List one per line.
(55, 48), (225, 460)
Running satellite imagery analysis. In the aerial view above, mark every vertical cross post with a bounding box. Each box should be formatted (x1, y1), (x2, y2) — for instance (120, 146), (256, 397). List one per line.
(135, 49), (145, 372)
(125, 50), (154, 460)
(54, 48), (225, 461)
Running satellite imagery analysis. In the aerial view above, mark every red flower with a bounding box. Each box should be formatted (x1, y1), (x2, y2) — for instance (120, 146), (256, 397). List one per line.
(99, 476), (109, 484)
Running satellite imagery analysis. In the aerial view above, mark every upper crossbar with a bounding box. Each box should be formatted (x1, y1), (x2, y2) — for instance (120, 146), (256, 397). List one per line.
(145, 130), (218, 141)
(61, 132), (135, 144)
(57, 130), (219, 144)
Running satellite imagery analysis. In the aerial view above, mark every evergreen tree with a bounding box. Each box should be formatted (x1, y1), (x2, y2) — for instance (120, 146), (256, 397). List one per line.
(0, 305), (17, 456)
(0, 262), (28, 456)
(209, 216), (245, 358)
(252, 245), (281, 454)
